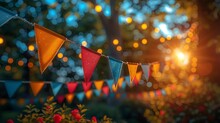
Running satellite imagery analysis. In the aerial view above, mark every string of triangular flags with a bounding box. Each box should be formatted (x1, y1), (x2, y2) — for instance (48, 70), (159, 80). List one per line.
(0, 73), (144, 98)
(0, 6), (160, 85)
(0, 82), (177, 106)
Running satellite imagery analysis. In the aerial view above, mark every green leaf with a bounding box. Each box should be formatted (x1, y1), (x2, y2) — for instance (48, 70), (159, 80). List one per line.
(80, 109), (87, 113)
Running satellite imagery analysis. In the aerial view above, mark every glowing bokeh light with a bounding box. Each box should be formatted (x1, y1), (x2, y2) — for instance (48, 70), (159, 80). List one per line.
(57, 53), (63, 58)
(113, 39), (119, 45)
(0, 37), (4, 44)
(95, 5), (102, 13)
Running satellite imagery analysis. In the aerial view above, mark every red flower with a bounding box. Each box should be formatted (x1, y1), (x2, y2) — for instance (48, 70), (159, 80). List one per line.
(6, 119), (14, 123)
(46, 106), (51, 110)
(91, 116), (97, 123)
(37, 117), (44, 123)
(53, 114), (62, 123)
(74, 113), (82, 121)
(71, 109), (79, 117)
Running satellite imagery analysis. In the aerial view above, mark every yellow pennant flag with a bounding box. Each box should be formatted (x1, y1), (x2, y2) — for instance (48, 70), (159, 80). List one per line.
(94, 80), (104, 90)
(34, 24), (65, 73)
(127, 64), (138, 83)
(112, 84), (118, 92)
(152, 63), (160, 73)
(30, 82), (45, 96)
(85, 90), (93, 99)
(65, 93), (74, 103)
(117, 77), (124, 88)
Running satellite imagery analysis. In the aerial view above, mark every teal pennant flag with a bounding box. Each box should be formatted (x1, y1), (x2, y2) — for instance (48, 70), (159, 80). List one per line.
(4, 80), (22, 98)
(124, 76), (132, 87)
(106, 79), (114, 91)
(76, 92), (85, 102)
(141, 64), (150, 81)
(108, 57), (123, 84)
(50, 82), (63, 96)
(0, 6), (16, 27)
(94, 90), (101, 96)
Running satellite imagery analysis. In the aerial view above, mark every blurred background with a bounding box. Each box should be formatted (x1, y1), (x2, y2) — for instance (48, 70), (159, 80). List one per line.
(0, 0), (220, 122)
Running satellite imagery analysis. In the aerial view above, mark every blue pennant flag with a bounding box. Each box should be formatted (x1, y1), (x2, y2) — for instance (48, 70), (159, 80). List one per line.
(121, 81), (127, 89)
(94, 90), (101, 96)
(141, 64), (150, 81)
(108, 57), (123, 84)
(124, 76), (132, 87)
(50, 82), (63, 96)
(0, 6), (16, 27)
(161, 89), (166, 96)
(4, 80), (22, 98)
(106, 79), (114, 91)
(76, 92), (84, 102)
(9, 99), (16, 105)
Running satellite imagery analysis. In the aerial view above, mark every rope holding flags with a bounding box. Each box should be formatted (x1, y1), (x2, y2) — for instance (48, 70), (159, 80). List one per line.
(0, 6), (158, 83)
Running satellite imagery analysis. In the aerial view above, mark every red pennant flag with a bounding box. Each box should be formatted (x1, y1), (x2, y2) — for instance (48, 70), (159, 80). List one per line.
(81, 46), (101, 82)
(66, 82), (78, 93)
(82, 82), (92, 92)
(57, 95), (65, 104)
(102, 86), (109, 96)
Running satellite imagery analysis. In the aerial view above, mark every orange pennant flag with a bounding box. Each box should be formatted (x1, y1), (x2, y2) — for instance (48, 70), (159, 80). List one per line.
(127, 64), (138, 83)
(112, 84), (118, 92)
(133, 72), (142, 85)
(85, 90), (93, 99)
(117, 77), (124, 88)
(30, 82), (45, 96)
(34, 24), (65, 73)
(65, 93), (74, 103)
(94, 80), (104, 90)
(152, 63), (160, 73)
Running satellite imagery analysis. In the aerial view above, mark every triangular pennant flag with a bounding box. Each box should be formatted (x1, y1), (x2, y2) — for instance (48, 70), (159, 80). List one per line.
(57, 95), (65, 104)
(50, 82), (62, 96)
(94, 80), (104, 90)
(94, 90), (101, 96)
(66, 82), (78, 93)
(133, 72), (142, 85)
(81, 46), (101, 82)
(4, 81), (22, 98)
(161, 89), (166, 96)
(141, 64), (150, 81)
(112, 84), (118, 92)
(124, 76), (132, 87)
(152, 63), (160, 73)
(108, 57), (123, 84)
(127, 64), (138, 83)
(102, 86), (109, 96)
(65, 93), (74, 103)
(0, 7), (16, 27)
(117, 77), (124, 88)
(121, 80), (127, 89)
(76, 92), (85, 102)
(30, 82), (45, 96)
(34, 24), (65, 73)
(85, 90), (93, 99)
(106, 79), (114, 91)
(82, 82), (92, 92)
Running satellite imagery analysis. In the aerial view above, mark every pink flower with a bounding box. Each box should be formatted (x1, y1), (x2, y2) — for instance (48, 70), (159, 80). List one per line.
(53, 114), (62, 123)
(71, 109), (79, 117)
(74, 113), (82, 121)
(91, 116), (97, 123)
(6, 119), (14, 123)
(37, 117), (44, 123)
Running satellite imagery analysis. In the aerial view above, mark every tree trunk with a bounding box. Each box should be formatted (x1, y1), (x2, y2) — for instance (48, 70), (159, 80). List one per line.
(197, 0), (220, 83)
